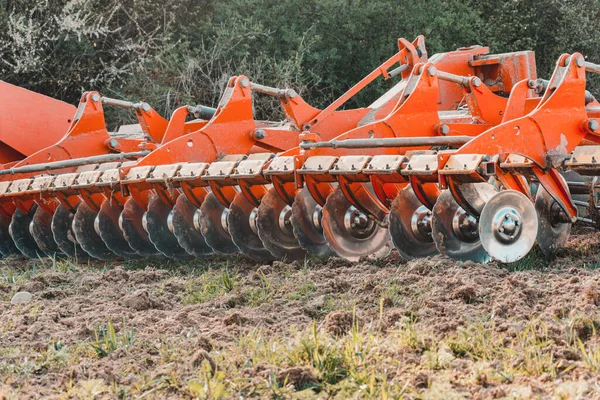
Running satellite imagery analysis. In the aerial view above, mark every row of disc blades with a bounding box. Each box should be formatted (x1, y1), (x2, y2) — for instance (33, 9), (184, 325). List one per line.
(0, 180), (571, 264)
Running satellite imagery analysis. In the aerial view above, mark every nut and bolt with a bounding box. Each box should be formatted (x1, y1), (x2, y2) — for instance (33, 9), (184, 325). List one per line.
(239, 77), (250, 88)
(254, 129), (267, 140)
(588, 119), (599, 132)
(438, 124), (450, 135)
(91, 93), (100, 102)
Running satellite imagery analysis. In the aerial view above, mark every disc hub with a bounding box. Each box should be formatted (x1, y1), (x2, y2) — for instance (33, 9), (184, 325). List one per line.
(410, 206), (432, 242)
(491, 208), (522, 244)
(220, 208), (230, 233)
(343, 206), (375, 239)
(94, 214), (102, 236)
(249, 207), (259, 235)
(193, 208), (202, 232)
(167, 210), (175, 234)
(452, 210), (479, 243)
(277, 205), (293, 233)
(142, 212), (148, 232)
(312, 206), (323, 232)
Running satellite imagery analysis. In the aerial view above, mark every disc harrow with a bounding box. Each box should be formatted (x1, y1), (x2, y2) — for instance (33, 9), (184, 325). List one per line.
(4, 36), (600, 265)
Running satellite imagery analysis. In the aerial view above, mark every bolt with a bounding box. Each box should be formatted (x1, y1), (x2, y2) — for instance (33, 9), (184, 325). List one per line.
(472, 77), (482, 87)
(588, 119), (599, 132)
(142, 103), (151, 112)
(91, 93), (100, 102)
(239, 77), (250, 88)
(439, 124), (450, 135)
(576, 56), (585, 68)
(109, 138), (119, 149)
(254, 129), (267, 140)
(287, 89), (297, 99)
(427, 66), (437, 76)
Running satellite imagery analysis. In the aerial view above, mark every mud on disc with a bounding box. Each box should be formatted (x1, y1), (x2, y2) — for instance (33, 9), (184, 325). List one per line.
(51, 204), (90, 261)
(290, 188), (333, 259)
(172, 194), (213, 257)
(9, 206), (43, 259)
(321, 187), (392, 262)
(120, 197), (160, 257)
(198, 192), (238, 255)
(256, 187), (307, 261)
(73, 202), (116, 260)
(145, 194), (193, 260)
(228, 192), (275, 262)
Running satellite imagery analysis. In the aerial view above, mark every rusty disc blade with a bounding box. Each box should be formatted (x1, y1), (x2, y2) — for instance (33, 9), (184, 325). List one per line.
(199, 192), (238, 255)
(256, 187), (307, 261)
(97, 200), (141, 258)
(51, 204), (90, 261)
(31, 206), (62, 257)
(321, 187), (392, 262)
(172, 194), (213, 257)
(9, 206), (43, 259)
(431, 189), (491, 263)
(73, 202), (116, 260)
(145, 194), (194, 260)
(290, 188), (333, 259)
(120, 197), (160, 257)
(389, 186), (438, 259)
(0, 214), (21, 257)
(228, 192), (275, 262)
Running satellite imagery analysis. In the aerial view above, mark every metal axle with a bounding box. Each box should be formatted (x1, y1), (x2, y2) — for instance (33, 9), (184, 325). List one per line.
(300, 135), (471, 150)
(0, 151), (150, 175)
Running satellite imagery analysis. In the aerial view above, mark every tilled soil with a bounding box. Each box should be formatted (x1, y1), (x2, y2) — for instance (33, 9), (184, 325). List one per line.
(1, 230), (600, 398)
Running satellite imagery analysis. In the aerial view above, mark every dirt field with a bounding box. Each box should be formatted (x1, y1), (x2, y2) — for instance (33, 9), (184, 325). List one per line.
(2, 229), (600, 399)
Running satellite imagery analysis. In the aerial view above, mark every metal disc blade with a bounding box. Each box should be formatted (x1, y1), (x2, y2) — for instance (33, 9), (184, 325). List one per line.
(73, 202), (116, 260)
(431, 190), (491, 263)
(51, 204), (90, 260)
(31, 206), (62, 257)
(120, 198), (160, 257)
(145, 194), (193, 260)
(199, 192), (238, 255)
(480, 190), (538, 263)
(290, 188), (334, 258)
(257, 187), (307, 261)
(228, 192), (275, 262)
(9, 206), (43, 259)
(97, 200), (141, 258)
(0, 214), (21, 257)
(321, 187), (392, 262)
(535, 186), (571, 257)
(172, 195), (213, 257)
(389, 187), (438, 259)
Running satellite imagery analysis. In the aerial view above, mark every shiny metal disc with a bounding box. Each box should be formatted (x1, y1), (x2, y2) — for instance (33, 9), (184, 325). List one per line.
(73, 202), (116, 260)
(97, 200), (140, 258)
(389, 186), (438, 259)
(535, 186), (571, 257)
(145, 194), (194, 260)
(9, 206), (43, 258)
(51, 204), (90, 260)
(172, 194), (212, 257)
(120, 197), (161, 257)
(199, 192), (238, 255)
(228, 192), (275, 262)
(480, 190), (538, 263)
(290, 188), (333, 258)
(31, 206), (61, 257)
(257, 187), (307, 261)
(0, 214), (21, 257)
(321, 187), (392, 262)
(431, 190), (491, 263)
